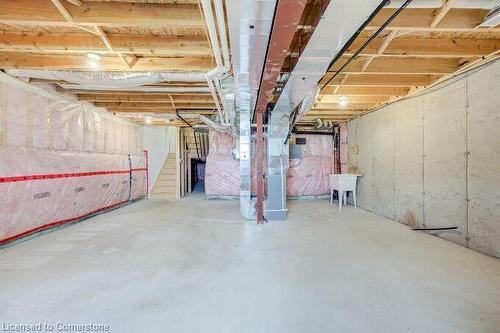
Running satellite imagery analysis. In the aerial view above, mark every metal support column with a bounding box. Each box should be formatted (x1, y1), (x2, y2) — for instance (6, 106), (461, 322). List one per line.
(256, 111), (265, 224)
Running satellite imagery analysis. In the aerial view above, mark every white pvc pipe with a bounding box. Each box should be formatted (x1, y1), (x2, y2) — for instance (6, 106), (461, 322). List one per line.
(206, 75), (223, 119)
(214, 0), (231, 71)
(200, 0), (224, 70)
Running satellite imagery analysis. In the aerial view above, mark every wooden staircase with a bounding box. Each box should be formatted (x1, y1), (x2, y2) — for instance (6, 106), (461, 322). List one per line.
(150, 153), (178, 200)
(183, 129), (209, 161)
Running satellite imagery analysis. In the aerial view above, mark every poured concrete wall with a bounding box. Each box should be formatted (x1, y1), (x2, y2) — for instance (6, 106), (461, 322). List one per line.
(348, 60), (500, 258)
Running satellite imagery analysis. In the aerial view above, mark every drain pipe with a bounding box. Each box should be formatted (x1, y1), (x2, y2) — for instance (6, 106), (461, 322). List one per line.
(200, 0), (224, 70)
(200, 0), (231, 128)
(206, 68), (231, 127)
(206, 73), (223, 120)
(214, 0), (231, 71)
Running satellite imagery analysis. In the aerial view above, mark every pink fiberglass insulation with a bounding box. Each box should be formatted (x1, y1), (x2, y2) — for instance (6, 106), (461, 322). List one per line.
(205, 131), (334, 197)
(287, 135), (334, 196)
(0, 82), (146, 245)
(205, 131), (240, 196)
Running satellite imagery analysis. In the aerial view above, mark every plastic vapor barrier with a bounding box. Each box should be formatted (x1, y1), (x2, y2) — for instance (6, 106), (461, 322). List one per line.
(205, 131), (240, 196)
(0, 82), (147, 245)
(287, 135), (334, 196)
(205, 131), (334, 197)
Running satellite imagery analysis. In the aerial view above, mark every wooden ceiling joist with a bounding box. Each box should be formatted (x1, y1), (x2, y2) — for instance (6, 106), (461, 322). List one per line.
(0, 0), (204, 28)
(0, 33), (211, 57)
(331, 57), (462, 75)
(347, 37), (500, 58)
(367, 8), (491, 32)
(317, 95), (391, 104)
(0, 52), (212, 71)
(312, 103), (373, 110)
(319, 86), (410, 96)
(431, 0), (458, 28)
(297, 2), (499, 124)
(319, 74), (442, 88)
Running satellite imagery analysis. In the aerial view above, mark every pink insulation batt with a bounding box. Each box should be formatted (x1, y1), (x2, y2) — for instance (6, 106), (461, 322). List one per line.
(205, 131), (334, 197)
(0, 82), (146, 245)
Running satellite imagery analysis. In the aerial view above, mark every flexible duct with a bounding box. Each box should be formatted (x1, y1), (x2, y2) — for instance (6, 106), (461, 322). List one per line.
(5, 69), (207, 87)
(56, 84), (211, 93)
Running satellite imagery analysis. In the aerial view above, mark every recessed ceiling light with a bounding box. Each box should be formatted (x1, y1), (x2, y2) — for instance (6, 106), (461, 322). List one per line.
(89, 61), (99, 69)
(339, 96), (348, 106)
(87, 53), (101, 61)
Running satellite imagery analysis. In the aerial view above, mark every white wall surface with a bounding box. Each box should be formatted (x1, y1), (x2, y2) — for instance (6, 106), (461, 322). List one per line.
(348, 60), (500, 258)
(143, 126), (178, 194)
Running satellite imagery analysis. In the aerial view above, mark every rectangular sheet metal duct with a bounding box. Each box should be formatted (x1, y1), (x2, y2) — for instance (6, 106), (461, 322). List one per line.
(226, 0), (277, 219)
(266, 0), (386, 220)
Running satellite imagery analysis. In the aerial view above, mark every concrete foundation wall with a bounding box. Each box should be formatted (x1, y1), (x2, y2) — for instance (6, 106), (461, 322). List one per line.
(348, 60), (500, 258)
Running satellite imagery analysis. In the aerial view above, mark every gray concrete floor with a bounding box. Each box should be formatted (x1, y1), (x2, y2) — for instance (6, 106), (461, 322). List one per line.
(1, 193), (500, 333)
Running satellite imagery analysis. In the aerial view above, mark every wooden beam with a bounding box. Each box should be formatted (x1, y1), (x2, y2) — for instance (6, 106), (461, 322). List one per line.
(316, 95), (391, 104)
(367, 8), (489, 31)
(306, 111), (364, 116)
(319, 74), (442, 87)
(331, 57), (460, 75)
(360, 30), (398, 72)
(0, 32), (211, 57)
(0, 52), (212, 71)
(49, 0), (131, 69)
(312, 103), (373, 110)
(347, 37), (500, 58)
(93, 26), (130, 68)
(320, 86), (410, 96)
(431, 0), (457, 28)
(50, 0), (74, 22)
(66, 0), (81, 6)
(0, 0), (204, 28)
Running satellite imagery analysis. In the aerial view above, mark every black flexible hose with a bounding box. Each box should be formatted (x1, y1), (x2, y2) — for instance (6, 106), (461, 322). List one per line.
(412, 227), (458, 231)
(321, 0), (413, 89)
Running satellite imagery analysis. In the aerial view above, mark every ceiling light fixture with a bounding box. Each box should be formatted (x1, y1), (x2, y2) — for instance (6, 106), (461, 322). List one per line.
(87, 53), (101, 61)
(89, 61), (99, 69)
(144, 117), (152, 125)
(339, 96), (348, 106)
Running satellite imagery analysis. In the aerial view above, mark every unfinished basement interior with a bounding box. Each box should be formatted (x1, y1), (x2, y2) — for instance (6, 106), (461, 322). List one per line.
(1, 0), (500, 332)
